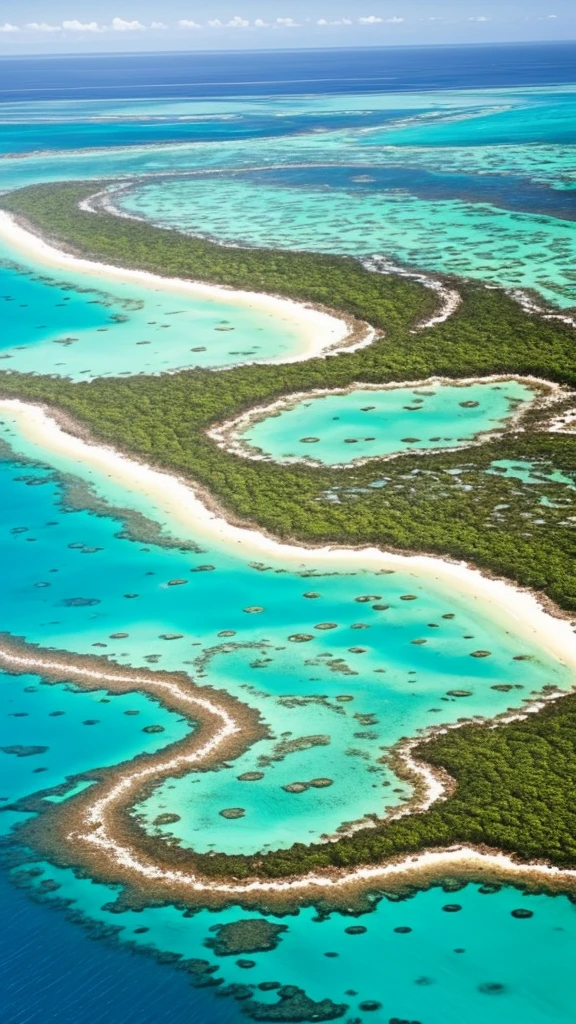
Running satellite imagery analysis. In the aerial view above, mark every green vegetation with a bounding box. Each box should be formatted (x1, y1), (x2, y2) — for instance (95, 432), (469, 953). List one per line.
(193, 688), (576, 879)
(1, 182), (575, 610)
(2, 182), (576, 877)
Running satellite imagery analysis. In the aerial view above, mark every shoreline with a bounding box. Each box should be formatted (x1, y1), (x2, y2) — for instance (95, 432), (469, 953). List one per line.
(206, 373), (563, 470)
(2, 396), (575, 682)
(7, 631), (576, 910)
(0, 210), (376, 366)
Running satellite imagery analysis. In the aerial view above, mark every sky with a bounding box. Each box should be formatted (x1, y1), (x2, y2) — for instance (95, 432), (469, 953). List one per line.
(0, 1), (573, 53)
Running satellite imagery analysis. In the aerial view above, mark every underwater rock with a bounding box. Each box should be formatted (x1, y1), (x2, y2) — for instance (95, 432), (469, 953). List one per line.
(314, 623), (338, 631)
(142, 725), (165, 734)
(308, 778), (333, 788)
(459, 400), (480, 408)
(446, 690), (473, 698)
(299, 437), (320, 444)
(159, 633), (184, 640)
(153, 813), (181, 826)
(219, 807), (246, 819)
(282, 782), (309, 794)
(244, 985), (347, 1021)
(238, 772), (265, 782)
(400, 595), (418, 601)
(0, 745), (48, 757)
(442, 904), (462, 913)
(511, 908), (534, 919)
(470, 650), (492, 658)
(61, 597), (101, 607)
(167, 579), (188, 586)
(206, 918), (288, 957)
(244, 606), (265, 614)
(344, 925), (367, 935)
(218, 630), (237, 637)
(288, 634), (314, 643)
(303, 592), (321, 599)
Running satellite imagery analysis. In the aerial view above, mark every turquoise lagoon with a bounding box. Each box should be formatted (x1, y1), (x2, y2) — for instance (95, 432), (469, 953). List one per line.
(0, 240), (311, 379)
(233, 380), (535, 466)
(0, 409), (567, 853)
(118, 172), (576, 308)
(1, 71), (576, 1022)
(2, 419), (576, 1021)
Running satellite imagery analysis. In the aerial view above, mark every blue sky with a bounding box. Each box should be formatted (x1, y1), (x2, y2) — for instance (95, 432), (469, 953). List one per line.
(0, 1), (573, 52)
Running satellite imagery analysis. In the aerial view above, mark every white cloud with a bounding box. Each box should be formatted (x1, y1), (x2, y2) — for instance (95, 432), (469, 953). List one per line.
(276, 17), (299, 26)
(0, 22), (19, 32)
(358, 15), (383, 24)
(227, 16), (250, 27)
(111, 17), (145, 31)
(208, 18), (223, 27)
(385, 16), (404, 23)
(468, 15), (491, 21)
(62, 20), (103, 32)
(254, 18), (268, 26)
(25, 22), (62, 32)
(150, 21), (167, 28)
(538, 12), (558, 17)
(178, 19), (201, 28)
(317, 17), (353, 25)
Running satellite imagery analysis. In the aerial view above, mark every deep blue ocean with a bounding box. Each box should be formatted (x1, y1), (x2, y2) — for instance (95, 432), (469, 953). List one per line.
(1, 42), (576, 101)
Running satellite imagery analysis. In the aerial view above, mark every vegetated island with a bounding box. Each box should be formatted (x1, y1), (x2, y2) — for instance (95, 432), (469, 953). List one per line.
(0, 181), (575, 905)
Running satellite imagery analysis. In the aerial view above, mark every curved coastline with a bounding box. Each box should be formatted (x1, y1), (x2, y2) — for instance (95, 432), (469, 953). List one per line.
(1, 396), (576, 909)
(0, 192), (575, 911)
(0, 210), (376, 366)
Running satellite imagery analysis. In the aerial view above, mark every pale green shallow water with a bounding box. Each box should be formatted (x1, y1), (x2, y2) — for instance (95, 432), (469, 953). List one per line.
(118, 174), (576, 308)
(235, 380), (536, 465)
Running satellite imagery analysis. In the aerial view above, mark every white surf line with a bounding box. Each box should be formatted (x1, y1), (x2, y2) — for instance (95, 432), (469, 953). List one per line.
(0, 210), (376, 365)
(2, 398), (576, 896)
(207, 373), (564, 470)
(363, 254), (462, 330)
(508, 288), (576, 331)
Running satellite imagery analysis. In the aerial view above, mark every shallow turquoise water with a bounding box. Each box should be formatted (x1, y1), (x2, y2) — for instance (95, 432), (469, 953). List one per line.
(0, 412), (565, 854)
(0, 240), (307, 379)
(236, 380), (535, 465)
(119, 173), (576, 308)
(11, 853), (576, 1024)
(2, 75), (576, 1021)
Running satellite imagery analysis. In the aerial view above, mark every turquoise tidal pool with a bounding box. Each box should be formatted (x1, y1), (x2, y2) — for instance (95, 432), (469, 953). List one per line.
(2, 67), (576, 1022)
(232, 380), (536, 466)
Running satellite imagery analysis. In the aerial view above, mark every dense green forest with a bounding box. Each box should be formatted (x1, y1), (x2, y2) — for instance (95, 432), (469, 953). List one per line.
(2, 181), (576, 877)
(1, 182), (575, 610)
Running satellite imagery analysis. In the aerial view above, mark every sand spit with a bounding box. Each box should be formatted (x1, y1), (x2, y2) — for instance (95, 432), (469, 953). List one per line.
(5, 630), (576, 911)
(0, 210), (376, 366)
(207, 373), (562, 470)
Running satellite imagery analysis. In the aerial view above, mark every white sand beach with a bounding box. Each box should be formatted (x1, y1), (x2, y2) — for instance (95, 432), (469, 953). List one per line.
(0, 210), (376, 364)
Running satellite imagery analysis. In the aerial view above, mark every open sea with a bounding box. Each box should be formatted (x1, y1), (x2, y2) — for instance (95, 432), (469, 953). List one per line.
(1, 42), (576, 1023)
